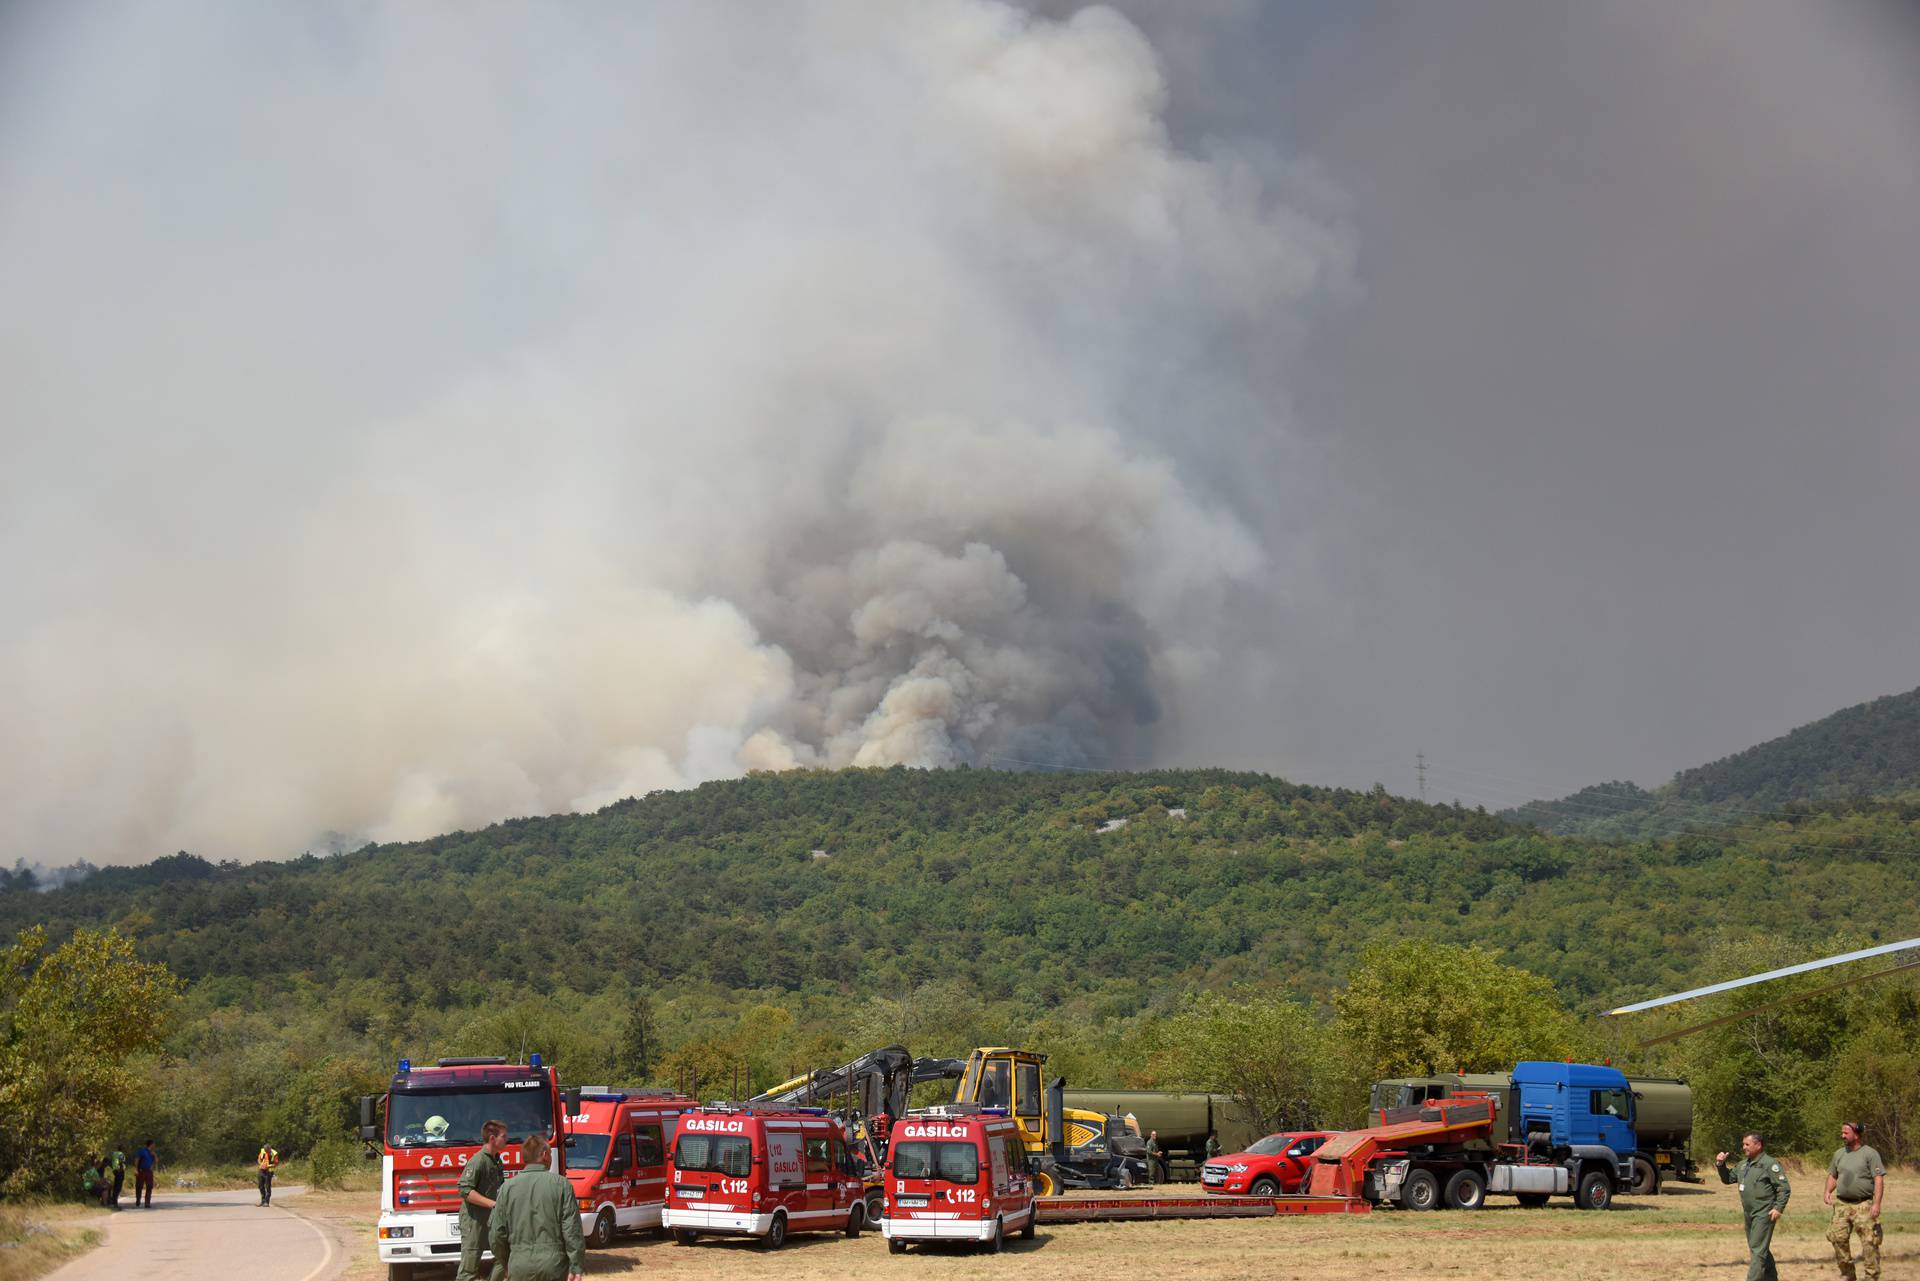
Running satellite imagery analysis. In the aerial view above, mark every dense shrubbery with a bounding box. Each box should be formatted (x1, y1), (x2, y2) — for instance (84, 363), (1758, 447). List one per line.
(3, 766), (1915, 1173)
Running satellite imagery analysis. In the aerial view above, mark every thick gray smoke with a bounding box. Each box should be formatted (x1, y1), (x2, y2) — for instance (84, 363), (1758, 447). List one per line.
(0, 2), (1345, 862)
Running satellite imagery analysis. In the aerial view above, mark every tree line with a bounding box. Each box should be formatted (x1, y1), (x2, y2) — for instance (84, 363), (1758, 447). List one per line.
(2, 766), (1915, 1190)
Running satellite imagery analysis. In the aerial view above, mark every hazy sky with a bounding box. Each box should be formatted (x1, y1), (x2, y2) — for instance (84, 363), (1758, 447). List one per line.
(3, 1), (1916, 864)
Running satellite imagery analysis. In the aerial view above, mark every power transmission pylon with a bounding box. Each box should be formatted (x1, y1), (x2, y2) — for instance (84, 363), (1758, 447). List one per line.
(1416, 751), (1427, 803)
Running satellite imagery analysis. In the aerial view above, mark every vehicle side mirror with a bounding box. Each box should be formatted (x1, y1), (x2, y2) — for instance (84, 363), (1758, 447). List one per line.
(358, 1095), (380, 1143)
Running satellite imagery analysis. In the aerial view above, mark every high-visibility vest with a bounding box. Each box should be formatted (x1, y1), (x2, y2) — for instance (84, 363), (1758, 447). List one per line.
(258, 1147), (279, 1170)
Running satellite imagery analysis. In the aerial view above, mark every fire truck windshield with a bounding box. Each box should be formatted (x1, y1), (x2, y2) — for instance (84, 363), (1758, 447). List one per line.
(388, 1087), (555, 1147)
(564, 1133), (612, 1169)
(892, 1141), (978, 1184)
(673, 1133), (751, 1177)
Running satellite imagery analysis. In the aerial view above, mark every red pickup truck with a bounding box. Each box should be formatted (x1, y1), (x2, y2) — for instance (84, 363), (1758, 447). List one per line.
(1200, 1131), (1339, 1195)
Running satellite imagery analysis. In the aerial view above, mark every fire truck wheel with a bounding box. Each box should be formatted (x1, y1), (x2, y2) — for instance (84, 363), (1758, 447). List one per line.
(865, 1189), (884, 1224)
(1249, 1176), (1280, 1197)
(844, 1203), (863, 1238)
(1021, 1208), (1036, 1240)
(589, 1208), (616, 1248)
(984, 1218), (1004, 1253)
(1443, 1170), (1486, 1210)
(1630, 1156), (1660, 1196)
(673, 1228), (699, 1246)
(888, 1238), (907, 1255)
(1398, 1168), (1441, 1211)
(760, 1212), (787, 1250)
(1575, 1170), (1612, 1211)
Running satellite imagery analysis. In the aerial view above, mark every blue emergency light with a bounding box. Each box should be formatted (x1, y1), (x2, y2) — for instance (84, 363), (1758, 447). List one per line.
(398, 1058), (411, 1073)
(530, 1053), (543, 1069)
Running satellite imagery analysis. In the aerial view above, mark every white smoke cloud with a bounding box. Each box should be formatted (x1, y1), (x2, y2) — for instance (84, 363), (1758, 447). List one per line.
(0, 1), (1345, 862)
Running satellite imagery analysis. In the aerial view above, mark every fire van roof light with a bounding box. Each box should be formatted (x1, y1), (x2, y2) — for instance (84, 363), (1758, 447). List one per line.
(530, 1053), (543, 1069)
(399, 1058), (411, 1073)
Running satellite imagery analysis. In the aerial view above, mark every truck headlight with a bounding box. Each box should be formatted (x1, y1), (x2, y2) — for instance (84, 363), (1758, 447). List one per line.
(379, 1226), (414, 1239)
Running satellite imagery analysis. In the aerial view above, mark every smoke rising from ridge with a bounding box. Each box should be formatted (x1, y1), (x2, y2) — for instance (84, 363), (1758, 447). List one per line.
(0, 2), (1345, 862)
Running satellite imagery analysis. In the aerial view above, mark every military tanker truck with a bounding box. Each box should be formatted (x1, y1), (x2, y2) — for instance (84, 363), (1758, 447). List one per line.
(1367, 1072), (1695, 1193)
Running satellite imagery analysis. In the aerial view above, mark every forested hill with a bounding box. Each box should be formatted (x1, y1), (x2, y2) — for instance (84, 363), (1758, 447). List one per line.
(1501, 685), (1920, 839)
(8, 766), (1919, 1017)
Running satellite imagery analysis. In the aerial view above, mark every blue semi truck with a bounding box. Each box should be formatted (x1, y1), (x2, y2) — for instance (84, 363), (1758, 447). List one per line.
(1353, 1061), (1637, 1210)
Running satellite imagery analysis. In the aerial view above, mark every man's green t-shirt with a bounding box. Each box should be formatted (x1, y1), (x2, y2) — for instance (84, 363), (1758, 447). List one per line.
(1829, 1145), (1886, 1202)
(458, 1149), (505, 1231)
(111, 1150), (125, 1171)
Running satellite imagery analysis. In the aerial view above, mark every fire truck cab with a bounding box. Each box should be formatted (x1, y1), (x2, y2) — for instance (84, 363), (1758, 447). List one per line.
(662, 1106), (867, 1249)
(882, 1109), (1036, 1254)
(563, 1089), (694, 1248)
(361, 1055), (565, 1281)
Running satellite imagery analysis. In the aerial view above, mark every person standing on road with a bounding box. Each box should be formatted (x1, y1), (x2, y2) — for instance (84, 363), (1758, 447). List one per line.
(256, 1140), (280, 1206)
(1718, 1132), (1791, 1281)
(1824, 1120), (1885, 1281)
(456, 1120), (510, 1281)
(487, 1135), (583, 1281)
(133, 1140), (156, 1207)
(108, 1146), (126, 1208)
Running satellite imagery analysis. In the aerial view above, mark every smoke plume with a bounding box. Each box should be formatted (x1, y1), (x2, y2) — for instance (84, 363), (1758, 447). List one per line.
(0, 1), (1345, 862)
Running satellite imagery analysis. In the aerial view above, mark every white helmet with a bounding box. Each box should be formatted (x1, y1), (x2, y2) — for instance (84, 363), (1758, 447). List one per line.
(424, 1115), (450, 1139)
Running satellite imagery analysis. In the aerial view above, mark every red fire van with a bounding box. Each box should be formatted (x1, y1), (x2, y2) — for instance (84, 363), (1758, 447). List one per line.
(882, 1109), (1036, 1254)
(662, 1106), (867, 1248)
(562, 1089), (694, 1247)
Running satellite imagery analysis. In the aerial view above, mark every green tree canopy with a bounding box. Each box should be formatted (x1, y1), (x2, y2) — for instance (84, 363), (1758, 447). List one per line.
(0, 927), (181, 1194)
(1333, 939), (1584, 1080)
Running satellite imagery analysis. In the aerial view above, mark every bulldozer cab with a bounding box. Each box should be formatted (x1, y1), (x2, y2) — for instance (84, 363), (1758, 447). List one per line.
(954, 1047), (1048, 1152)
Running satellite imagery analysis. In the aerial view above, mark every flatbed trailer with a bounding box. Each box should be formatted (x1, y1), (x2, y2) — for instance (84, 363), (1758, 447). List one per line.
(1036, 1192), (1369, 1223)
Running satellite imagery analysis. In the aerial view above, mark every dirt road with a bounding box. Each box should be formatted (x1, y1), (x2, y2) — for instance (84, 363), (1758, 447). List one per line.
(41, 1187), (343, 1281)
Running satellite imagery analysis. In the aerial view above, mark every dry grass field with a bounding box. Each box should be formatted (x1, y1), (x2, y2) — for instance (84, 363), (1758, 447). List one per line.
(302, 1168), (1918, 1281)
(0, 1204), (102, 1281)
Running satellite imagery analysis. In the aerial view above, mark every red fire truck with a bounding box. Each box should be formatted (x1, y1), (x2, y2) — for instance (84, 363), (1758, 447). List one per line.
(562, 1089), (694, 1247)
(662, 1105), (867, 1248)
(360, 1055), (567, 1281)
(882, 1109), (1036, 1254)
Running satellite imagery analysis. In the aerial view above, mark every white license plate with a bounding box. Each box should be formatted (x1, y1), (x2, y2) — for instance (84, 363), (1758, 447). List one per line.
(896, 1196), (929, 1207)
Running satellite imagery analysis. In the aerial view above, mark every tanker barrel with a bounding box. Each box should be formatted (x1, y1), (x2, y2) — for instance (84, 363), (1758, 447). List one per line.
(1629, 1078), (1693, 1149)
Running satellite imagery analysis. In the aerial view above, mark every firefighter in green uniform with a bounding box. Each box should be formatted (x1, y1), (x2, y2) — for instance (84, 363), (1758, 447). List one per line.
(457, 1120), (510, 1281)
(1718, 1132), (1791, 1281)
(488, 1134), (584, 1281)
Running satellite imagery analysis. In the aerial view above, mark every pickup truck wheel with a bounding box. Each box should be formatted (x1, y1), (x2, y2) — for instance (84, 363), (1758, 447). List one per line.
(1575, 1170), (1613, 1211)
(760, 1212), (787, 1249)
(844, 1203), (863, 1239)
(1444, 1170), (1486, 1210)
(1516, 1193), (1550, 1208)
(589, 1208), (616, 1248)
(1399, 1168), (1441, 1211)
(1249, 1176), (1280, 1197)
(1630, 1156), (1660, 1196)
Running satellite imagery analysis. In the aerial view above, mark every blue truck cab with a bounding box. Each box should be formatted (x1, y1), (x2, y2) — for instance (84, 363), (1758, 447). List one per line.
(1512, 1061), (1636, 1152)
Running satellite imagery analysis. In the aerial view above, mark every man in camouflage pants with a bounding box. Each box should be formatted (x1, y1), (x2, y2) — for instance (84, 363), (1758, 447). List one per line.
(1824, 1120), (1885, 1281)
